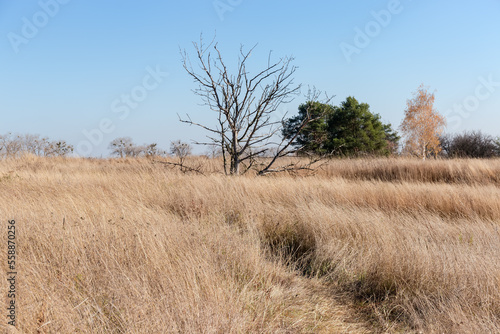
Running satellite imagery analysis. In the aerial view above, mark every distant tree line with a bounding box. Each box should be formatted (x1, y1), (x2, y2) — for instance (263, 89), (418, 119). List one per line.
(107, 137), (194, 161)
(282, 92), (500, 159)
(108, 137), (167, 158)
(2, 125), (498, 162)
(0, 133), (73, 158)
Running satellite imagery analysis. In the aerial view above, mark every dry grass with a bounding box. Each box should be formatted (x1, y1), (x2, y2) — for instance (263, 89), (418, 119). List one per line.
(0, 156), (499, 333)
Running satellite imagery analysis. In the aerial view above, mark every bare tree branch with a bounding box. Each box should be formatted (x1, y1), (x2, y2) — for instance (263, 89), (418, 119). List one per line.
(180, 36), (328, 175)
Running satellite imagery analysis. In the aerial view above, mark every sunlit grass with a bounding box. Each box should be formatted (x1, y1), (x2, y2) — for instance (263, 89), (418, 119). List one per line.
(1, 155), (499, 333)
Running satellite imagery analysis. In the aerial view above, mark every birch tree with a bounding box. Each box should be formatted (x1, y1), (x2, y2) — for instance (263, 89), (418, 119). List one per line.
(400, 84), (446, 159)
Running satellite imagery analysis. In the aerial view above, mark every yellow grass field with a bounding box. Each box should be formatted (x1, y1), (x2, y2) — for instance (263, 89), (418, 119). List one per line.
(1, 156), (499, 333)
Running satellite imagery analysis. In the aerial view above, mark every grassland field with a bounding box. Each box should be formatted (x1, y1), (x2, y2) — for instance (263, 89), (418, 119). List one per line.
(1, 156), (499, 333)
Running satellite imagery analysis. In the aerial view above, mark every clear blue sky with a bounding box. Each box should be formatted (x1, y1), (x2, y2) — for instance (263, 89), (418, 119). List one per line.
(1, 1), (499, 156)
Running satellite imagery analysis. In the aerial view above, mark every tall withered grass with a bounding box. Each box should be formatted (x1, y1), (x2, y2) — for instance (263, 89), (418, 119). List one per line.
(1, 155), (499, 333)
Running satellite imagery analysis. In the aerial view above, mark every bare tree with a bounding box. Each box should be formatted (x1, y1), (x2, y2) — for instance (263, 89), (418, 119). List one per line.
(0, 133), (21, 157)
(44, 140), (74, 157)
(170, 140), (192, 164)
(17, 134), (48, 156)
(109, 137), (135, 158)
(206, 144), (222, 159)
(0, 133), (73, 158)
(180, 37), (325, 175)
(145, 143), (166, 158)
(109, 137), (166, 158)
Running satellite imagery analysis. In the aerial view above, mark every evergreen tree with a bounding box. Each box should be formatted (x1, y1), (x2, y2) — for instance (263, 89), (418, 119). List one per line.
(283, 97), (397, 156)
(282, 101), (333, 155)
(325, 97), (389, 155)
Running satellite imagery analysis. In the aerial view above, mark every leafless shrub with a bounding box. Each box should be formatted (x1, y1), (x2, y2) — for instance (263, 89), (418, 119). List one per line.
(170, 140), (192, 163)
(440, 131), (499, 158)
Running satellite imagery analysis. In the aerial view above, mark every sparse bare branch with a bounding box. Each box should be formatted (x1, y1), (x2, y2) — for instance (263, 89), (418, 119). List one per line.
(181, 36), (328, 175)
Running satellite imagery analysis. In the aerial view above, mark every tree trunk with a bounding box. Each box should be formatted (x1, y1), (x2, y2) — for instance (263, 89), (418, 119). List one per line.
(230, 130), (240, 175)
(230, 155), (240, 175)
